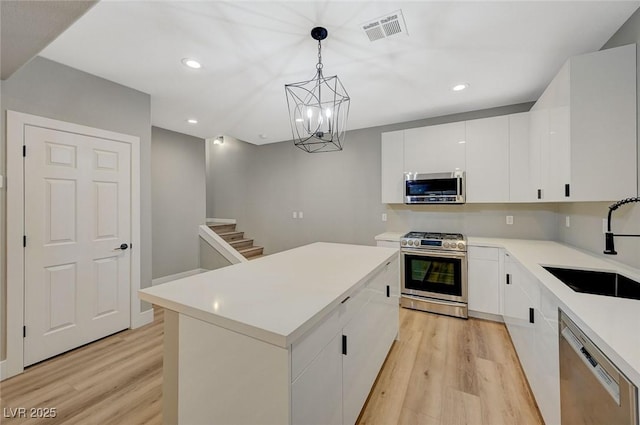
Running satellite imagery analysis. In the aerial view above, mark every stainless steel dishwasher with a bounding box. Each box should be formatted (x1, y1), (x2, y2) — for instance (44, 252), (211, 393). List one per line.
(560, 310), (638, 425)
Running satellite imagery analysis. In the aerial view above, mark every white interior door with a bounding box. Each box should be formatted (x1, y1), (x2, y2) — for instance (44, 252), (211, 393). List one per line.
(24, 125), (131, 366)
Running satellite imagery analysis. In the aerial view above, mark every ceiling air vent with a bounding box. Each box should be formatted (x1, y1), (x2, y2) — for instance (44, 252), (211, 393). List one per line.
(361, 10), (407, 42)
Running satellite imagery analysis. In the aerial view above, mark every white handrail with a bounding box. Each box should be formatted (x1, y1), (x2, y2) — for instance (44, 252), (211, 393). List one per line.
(199, 225), (248, 264)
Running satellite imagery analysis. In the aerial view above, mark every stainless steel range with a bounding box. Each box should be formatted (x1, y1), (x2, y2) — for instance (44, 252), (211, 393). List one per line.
(400, 231), (468, 319)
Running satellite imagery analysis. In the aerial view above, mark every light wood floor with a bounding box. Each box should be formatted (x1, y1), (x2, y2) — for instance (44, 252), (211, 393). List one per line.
(357, 308), (543, 425)
(0, 307), (543, 425)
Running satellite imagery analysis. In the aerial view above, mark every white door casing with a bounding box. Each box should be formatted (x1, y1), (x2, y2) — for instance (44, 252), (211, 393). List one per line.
(23, 126), (131, 366)
(6, 111), (143, 379)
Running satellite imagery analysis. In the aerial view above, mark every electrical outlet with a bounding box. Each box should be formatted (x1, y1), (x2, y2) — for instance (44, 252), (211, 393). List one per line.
(0, 175), (3, 188)
(382, 213), (388, 222)
(292, 211), (297, 219)
(298, 211), (304, 219)
(602, 218), (608, 234)
(565, 216), (570, 228)
(506, 215), (514, 225)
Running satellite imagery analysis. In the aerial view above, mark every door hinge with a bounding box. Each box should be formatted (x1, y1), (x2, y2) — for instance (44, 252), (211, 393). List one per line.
(23, 326), (26, 338)
(386, 285), (390, 297)
(342, 335), (347, 356)
(565, 184), (570, 197)
(506, 273), (511, 285)
(23, 145), (26, 157)
(529, 307), (535, 324)
(23, 235), (26, 247)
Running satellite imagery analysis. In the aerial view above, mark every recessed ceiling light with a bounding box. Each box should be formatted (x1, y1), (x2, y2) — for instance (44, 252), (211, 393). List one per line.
(452, 83), (469, 92)
(187, 118), (198, 124)
(259, 134), (268, 139)
(181, 58), (202, 69)
(458, 140), (466, 144)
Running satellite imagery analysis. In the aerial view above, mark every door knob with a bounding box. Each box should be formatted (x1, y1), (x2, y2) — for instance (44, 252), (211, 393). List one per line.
(114, 243), (129, 251)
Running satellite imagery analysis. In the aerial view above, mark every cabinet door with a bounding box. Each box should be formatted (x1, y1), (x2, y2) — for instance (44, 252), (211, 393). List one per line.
(570, 44), (637, 201)
(291, 333), (343, 425)
(503, 258), (536, 388)
(531, 62), (571, 201)
(404, 122), (466, 173)
(381, 130), (405, 204)
(468, 258), (500, 315)
(465, 116), (509, 202)
(534, 312), (561, 425)
(509, 112), (535, 202)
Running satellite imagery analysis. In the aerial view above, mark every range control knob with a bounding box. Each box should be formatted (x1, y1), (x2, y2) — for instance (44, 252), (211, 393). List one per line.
(408, 240), (414, 246)
(443, 242), (450, 248)
(414, 240), (420, 246)
(401, 240), (407, 246)
(457, 242), (465, 250)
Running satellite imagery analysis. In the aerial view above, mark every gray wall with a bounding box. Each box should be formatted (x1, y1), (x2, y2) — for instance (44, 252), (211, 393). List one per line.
(206, 103), (538, 254)
(152, 127), (206, 279)
(0, 56), (153, 360)
(556, 8), (640, 269)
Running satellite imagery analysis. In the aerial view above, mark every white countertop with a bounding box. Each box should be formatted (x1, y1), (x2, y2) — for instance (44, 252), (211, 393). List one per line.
(374, 231), (405, 242)
(139, 242), (398, 348)
(468, 237), (640, 386)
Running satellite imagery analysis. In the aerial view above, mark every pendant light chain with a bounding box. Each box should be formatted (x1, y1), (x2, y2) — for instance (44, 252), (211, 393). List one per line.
(316, 40), (323, 73)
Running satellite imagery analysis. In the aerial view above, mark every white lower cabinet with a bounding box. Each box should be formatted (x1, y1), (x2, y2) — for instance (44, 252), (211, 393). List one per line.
(503, 253), (560, 425)
(292, 256), (399, 425)
(292, 333), (343, 425)
(468, 246), (501, 315)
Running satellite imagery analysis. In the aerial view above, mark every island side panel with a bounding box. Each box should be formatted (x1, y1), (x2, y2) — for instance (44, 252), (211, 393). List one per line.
(163, 310), (179, 425)
(178, 314), (290, 425)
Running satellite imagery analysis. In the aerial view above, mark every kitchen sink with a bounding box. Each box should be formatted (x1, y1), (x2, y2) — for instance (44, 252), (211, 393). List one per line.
(543, 267), (640, 300)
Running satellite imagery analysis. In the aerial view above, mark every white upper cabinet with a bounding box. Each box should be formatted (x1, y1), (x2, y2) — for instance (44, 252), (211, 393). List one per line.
(380, 44), (637, 204)
(381, 130), (404, 204)
(403, 121), (466, 173)
(529, 43), (636, 201)
(509, 112), (535, 202)
(569, 44), (637, 201)
(530, 62), (571, 201)
(465, 116), (509, 202)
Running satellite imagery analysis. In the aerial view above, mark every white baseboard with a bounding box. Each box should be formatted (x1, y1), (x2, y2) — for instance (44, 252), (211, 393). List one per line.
(206, 218), (236, 224)
(0, 360), (6, 381)
(152, 268), (206, 286)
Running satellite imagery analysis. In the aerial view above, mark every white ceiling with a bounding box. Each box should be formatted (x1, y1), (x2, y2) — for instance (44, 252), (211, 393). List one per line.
(40, 1), (639, 145)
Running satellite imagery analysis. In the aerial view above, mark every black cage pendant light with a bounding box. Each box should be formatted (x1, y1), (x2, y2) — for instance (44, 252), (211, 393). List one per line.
(285, 27), (350, 153)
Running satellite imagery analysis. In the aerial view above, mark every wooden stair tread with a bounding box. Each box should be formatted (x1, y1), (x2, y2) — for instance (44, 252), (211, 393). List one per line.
(217, 231), (244, 241)
(237, 246), (264, 259)
(229, 238), (254, 248)
(209, 223), (237, 234)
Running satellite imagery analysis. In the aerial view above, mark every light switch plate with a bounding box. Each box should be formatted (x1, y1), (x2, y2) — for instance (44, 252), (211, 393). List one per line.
(298, 211), (303, 219)
(292, 211), (297, 219)
(565, 216), (570, 227)
(506, 215), (514, 225)
(0, 175), (3, 188)
(382, 213), (387, 222)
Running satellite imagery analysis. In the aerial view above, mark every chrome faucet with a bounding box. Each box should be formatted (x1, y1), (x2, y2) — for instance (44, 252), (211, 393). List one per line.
(604, 197), (640, 255)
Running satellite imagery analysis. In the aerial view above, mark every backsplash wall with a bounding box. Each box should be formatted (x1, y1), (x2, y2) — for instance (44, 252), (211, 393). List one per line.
(386, 203), (560, 240)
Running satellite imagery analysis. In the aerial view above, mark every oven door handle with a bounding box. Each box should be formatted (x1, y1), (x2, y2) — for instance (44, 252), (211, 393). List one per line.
(401, 249), (467, 259)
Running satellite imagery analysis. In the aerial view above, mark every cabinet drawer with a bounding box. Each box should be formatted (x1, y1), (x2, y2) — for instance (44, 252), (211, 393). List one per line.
(291, 308), (340, 381)
(468, 246), (499, 261)
(339, 283), (370, 329)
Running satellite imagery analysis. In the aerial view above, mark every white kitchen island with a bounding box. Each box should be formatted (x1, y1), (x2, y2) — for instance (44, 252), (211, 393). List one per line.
(139, 242), (400, 425)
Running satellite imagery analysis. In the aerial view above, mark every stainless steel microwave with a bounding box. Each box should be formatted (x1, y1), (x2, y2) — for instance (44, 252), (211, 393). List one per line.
(404, 171), (465, 204)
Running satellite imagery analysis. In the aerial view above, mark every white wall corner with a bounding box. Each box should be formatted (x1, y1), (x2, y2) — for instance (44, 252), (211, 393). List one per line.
(132, 307), (154, 329)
